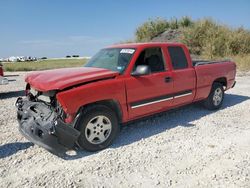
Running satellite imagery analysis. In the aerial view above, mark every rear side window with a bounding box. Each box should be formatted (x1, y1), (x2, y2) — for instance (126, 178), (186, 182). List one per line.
(168, 46), (188, 70)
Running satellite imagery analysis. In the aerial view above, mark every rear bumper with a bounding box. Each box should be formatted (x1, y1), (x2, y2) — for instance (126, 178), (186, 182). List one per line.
(16, 97), (80, 153)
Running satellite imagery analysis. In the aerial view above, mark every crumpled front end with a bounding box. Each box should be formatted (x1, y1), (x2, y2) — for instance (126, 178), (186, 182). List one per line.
(16, 97), (80, 153)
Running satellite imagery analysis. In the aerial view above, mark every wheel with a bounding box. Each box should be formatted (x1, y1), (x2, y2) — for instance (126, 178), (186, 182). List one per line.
(203, 82), (224, 110)
(76, 105), (120, 151)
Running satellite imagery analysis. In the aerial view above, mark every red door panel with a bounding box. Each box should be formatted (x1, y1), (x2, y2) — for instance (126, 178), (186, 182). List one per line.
(172, 68), (196, 106)
(125, 71), (174, 119)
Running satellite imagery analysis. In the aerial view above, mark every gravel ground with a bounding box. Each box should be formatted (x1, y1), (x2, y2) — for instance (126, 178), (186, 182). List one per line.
(0, 72), (250, 188)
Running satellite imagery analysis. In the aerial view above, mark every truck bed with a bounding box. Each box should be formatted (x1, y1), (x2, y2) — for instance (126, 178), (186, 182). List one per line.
(193, 59), (236, 101)
(192, 60), (231, 66)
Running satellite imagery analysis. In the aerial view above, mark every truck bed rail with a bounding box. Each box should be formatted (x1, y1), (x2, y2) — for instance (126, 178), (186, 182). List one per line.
(192, 60), (231, 66)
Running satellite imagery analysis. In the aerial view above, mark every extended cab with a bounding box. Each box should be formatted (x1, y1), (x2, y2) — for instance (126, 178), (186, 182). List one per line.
(16, 43), (236, 152)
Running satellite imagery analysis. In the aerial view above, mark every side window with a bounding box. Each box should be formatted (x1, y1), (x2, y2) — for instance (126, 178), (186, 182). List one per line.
(168, 46), (188, 70)
(133, 47), (165, 73)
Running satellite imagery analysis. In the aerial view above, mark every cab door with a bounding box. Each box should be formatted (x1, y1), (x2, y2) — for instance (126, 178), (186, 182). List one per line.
(167, 46), (196, 106)
(125, 47), (174, 119)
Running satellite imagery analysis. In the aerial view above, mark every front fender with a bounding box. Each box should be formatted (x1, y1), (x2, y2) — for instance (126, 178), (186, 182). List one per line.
(56, 79), (128, 122)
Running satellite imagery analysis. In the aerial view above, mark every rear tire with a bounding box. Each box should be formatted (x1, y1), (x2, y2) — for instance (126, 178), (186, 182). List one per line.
(203, 82), (224, 110)
(76, 105), (119, 151)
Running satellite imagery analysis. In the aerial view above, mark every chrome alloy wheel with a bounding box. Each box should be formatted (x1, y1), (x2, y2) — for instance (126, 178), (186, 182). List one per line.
(85, 115), (112, 144)
(213, 88), (223, 106)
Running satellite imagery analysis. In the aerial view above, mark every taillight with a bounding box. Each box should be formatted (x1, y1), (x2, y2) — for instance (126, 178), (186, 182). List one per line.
(0, 67), (3, 77)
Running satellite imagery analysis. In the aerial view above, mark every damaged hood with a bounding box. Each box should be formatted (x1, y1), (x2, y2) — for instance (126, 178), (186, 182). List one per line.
(25, 67), (119, 91)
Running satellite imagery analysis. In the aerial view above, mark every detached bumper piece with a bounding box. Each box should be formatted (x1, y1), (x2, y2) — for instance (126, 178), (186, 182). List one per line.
(15, 97), (80, 153)
(0, 76), (8, 85)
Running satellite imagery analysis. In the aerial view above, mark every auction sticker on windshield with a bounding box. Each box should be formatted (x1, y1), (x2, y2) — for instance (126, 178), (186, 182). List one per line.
(120, 49), (135, 54)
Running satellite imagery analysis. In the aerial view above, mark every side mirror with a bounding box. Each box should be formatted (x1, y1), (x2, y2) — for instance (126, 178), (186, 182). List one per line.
(131, 65), (151, 76)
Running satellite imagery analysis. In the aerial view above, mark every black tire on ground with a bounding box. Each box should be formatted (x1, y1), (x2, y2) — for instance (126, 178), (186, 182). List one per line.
(76, 105), (120, 151)
(203, 82), (224, 110)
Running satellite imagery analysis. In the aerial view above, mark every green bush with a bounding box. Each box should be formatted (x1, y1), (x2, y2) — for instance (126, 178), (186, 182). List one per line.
(135, 17), (250, 59)
(181, 19), (250, 58)
(135, 17), (193, 42)
(135, 18), (169, 42)
(228, 28), (250, 55)
(134, 17), (250, 70)
(179, 16), (193, 28)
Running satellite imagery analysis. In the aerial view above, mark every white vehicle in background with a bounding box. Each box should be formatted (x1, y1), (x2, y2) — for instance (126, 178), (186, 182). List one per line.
(17, 56), (26, 62)
(17, 56), (37, 62)
(8, 56), (18, 62)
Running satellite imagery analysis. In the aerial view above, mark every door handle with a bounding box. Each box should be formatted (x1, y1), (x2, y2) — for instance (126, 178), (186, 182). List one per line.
(165, 77), (172, 83)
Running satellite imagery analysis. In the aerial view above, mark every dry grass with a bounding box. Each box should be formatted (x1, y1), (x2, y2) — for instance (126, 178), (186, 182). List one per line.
(3, 58), (88, 72)
(135, 17), (250, 72)
(230, 54), (250, 71)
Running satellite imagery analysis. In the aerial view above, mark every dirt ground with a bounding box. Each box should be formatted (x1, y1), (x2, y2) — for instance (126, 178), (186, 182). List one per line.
(0, 72), (250, 188)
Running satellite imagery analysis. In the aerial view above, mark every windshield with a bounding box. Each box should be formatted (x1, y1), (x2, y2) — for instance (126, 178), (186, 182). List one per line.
(84, 48), (136, 73)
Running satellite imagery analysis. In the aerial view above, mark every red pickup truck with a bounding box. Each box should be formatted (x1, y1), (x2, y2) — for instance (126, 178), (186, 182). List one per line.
(0, 62), (8, 85)
(0, 63), (3, 77)
(16, 42), (236, 152)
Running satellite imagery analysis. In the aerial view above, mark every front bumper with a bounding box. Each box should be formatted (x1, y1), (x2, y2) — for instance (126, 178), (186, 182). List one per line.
(16, 97), (80, 153)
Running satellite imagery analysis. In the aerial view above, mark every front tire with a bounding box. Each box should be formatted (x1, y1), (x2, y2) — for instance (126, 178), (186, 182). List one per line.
(76, 105), (119, 151)
(203, 82), (224, 110)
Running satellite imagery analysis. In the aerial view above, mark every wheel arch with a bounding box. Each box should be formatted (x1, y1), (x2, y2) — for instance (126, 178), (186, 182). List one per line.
(78, 99), (123, 124)
(213, 77), (227, 88)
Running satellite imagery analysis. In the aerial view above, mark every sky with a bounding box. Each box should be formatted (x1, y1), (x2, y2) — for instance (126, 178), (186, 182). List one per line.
(0, 0), (250, 58)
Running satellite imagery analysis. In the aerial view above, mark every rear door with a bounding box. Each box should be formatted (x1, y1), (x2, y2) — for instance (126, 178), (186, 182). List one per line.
(125, 47), (174, 119)
(167, 45), (196, 106)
